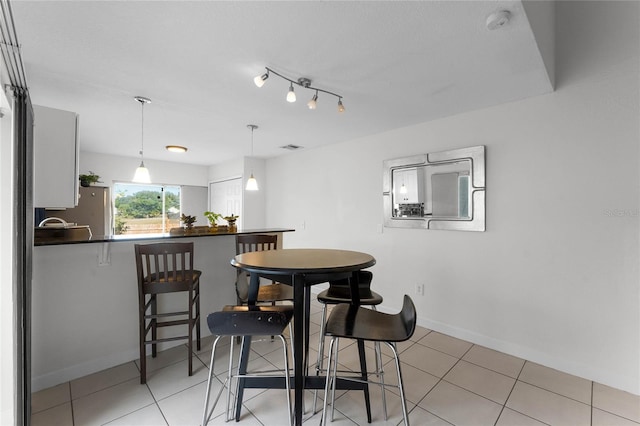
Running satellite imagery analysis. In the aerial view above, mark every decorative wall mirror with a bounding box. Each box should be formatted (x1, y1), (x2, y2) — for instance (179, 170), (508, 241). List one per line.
(383, 145), (485, 231)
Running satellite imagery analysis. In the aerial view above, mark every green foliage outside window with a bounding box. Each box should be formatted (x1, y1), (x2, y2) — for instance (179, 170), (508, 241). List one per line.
(115, 190), (180, 219)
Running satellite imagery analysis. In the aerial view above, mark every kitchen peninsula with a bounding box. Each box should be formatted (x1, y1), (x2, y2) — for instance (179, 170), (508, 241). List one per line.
(31, 228), (294, 392)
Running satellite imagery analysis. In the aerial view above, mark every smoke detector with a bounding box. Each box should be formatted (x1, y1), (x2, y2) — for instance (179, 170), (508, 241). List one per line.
(486, 10), (511, 30)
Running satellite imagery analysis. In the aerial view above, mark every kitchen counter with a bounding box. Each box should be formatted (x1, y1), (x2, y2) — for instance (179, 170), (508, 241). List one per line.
(34, 227), (295, 246)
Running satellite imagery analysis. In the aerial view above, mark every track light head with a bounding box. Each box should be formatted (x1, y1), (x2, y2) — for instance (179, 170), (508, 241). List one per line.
(254, 72), (269, 88)
(286, 83), (296, 103)
(307, 92), (318, 110)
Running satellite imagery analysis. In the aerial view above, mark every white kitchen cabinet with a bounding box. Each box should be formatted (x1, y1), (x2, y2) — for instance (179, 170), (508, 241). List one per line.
(33, 105), (79, 208)
(394, 167), (424, 203)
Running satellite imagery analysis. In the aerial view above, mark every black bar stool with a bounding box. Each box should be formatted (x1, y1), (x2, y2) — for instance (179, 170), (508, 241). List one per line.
(201, 305), (294, 426)
(321, 295), (417, 426)
(313, 270), (385, 414)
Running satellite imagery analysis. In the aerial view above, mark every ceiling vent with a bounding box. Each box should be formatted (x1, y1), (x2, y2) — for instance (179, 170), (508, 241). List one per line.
(280, 144), (303, 150)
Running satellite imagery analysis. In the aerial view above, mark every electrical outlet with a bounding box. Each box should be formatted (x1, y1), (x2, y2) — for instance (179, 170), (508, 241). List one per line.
(415, 283), (424, 296)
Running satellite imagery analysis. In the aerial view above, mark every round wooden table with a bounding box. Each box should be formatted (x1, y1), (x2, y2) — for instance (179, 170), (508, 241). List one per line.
(232, 248), (376, 425)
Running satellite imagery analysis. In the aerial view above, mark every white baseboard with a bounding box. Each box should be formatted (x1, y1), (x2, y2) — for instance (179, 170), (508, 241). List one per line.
(31, 348), (139, 393)
(420, 315), (639, 396)
(355, 300), (639, 396)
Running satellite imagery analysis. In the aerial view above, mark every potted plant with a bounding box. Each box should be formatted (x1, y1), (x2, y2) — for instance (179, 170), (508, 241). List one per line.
(79, 171), (101, 187)
(180, 214), (197, 230)
(223, 214), (239, 232)
(204, 211), (222, 231)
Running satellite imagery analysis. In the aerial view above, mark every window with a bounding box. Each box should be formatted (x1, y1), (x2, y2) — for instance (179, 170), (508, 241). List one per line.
(113, 183), (181, 235)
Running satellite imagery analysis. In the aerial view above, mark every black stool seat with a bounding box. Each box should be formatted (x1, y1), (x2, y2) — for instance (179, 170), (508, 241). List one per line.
(317, 286), (383, 305)
(202, 305), (294, 426)
(325, 300), (414, 342)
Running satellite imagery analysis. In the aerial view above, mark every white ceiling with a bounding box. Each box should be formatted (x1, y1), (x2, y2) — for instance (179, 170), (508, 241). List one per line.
(11, 1), (553, 166)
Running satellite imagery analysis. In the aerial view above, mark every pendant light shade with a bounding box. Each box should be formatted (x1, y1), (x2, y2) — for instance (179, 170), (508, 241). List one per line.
(133, 162), (151, 183)
(246, 124), (259, 191)
(132, 96), (152, 183)
(245, 173), (259, 191)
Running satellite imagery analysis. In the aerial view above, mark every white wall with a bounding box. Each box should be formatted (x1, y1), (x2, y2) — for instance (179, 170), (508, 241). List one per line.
(208, 156), (267, 230)
(208, 157), (242, 183)
(80, 151), (209, 188)
(264, 1), (639, 394)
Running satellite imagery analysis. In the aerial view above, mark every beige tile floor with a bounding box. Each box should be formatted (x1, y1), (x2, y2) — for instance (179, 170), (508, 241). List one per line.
(32, 300), (640, 426)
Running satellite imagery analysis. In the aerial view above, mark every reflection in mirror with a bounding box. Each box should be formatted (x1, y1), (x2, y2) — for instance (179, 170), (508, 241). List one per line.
(383, 146), (485, 231)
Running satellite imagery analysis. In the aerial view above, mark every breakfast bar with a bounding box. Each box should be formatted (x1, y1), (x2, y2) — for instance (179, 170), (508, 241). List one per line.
(31, 228), (293, 392)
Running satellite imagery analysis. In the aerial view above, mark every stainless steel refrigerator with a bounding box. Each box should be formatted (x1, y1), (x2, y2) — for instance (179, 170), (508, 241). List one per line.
(45, 186), (111, 238)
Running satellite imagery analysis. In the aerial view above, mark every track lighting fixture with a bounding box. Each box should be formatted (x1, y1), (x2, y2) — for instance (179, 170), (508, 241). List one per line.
(253, 66), (345, 113)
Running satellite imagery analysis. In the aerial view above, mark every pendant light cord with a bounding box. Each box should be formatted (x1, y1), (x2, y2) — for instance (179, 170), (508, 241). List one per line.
(135, 96), (151, 162)
(247, 124), (258, 156)
(140, 100), (145, 160)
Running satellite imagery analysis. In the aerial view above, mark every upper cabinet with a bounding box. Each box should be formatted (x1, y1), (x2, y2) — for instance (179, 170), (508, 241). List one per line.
(33, 105), (79, 208)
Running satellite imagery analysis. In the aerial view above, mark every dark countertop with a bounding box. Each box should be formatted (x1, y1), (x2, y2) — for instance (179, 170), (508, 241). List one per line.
(33, 228), (295, 246)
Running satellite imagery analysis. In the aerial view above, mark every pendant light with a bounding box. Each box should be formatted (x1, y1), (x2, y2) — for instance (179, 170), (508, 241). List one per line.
(245, 124), (259, 191)
(132, 96), (151, 183)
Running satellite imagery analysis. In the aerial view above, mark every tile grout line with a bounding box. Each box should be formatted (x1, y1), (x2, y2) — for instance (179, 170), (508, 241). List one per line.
(590, 380), (594, 426)
(493, 357), (528, 426)
(68, 381), (76, 426)
(407, 338), (473, 424)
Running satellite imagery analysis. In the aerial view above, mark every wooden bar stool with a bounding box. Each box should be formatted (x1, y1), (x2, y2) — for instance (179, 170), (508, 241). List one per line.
(201, 305), (294, 426)
(321, 295), (416, 426)
(134, 242), (201, 384)
(235, 234), (293, 306)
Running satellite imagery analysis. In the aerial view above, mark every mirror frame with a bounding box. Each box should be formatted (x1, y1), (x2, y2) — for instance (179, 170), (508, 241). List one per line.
(383, 145), (485, 231)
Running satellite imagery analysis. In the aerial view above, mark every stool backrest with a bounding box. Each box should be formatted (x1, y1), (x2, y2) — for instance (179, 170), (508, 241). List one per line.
(236, 234), (278, 255)
(400, 295), (417, 341)
(327, 270), (373, 290)
(135, 242), (196, 295)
